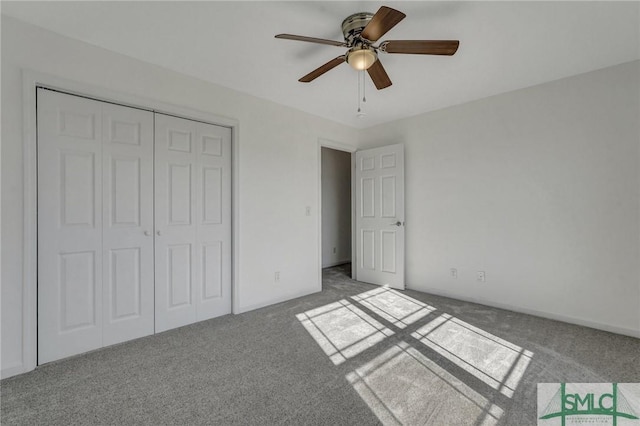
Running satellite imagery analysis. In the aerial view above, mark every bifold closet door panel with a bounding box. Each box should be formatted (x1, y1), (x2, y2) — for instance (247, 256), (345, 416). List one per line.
(154, 114), (198, 332)
(38, 89), (155, 364)
(195, 121), (232, 321)
(154, 114), (232, 332)
(38, 90), (105, 363)
(101, 103), (155, 346)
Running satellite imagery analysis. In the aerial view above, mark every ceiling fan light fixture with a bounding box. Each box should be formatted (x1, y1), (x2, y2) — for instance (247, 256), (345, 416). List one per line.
(346, 46), (377, 71)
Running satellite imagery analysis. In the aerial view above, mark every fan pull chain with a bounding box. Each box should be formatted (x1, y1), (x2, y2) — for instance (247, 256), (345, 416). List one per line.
(362, 69), (366, 103)
(357, 69), (362, 113)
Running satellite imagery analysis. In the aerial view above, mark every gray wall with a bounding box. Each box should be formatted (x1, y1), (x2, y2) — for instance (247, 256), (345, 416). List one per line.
(358, 61), (640, 337)
(321, 147), (352, 268)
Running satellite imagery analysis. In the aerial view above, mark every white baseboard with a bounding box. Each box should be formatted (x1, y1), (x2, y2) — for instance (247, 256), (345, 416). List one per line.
(236, 287), (321, 314)
(409, 286), (640, 339)
(1, 362), (28, 380)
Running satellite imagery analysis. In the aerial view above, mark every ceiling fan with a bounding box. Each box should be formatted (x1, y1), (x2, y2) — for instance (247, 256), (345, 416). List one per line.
(275, 6), (459, 90)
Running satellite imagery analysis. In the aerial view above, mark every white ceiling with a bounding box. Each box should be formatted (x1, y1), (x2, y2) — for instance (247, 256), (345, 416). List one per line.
(3, 1), (639, 128)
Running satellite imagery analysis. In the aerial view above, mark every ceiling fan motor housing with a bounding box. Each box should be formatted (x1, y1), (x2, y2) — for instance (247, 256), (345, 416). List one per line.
(341, 12), (374, 45)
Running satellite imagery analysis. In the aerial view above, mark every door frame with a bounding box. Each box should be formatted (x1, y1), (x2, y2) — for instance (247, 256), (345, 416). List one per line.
(317, 138), (358, 288)
(21, 69), (240, 374)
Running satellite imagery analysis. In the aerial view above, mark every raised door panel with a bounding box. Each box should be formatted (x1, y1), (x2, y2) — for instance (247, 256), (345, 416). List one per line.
(380, 231), (397, 273)
(60, 151), (96, 227)
(38, 89), (104, 364)
(202, 242), (223, 300)
(381, 176), (396, 218)
(168, 129), (192, 153)
(110, 157), (141, 227)
(361, 156), (375, 171)
(361, 177), (375, 218)
(167, 244), (193, 308)
(59, 251), (98, 331)
(168, 163), (192, 225)
(202, 167), (222, 225)
(58, 110), (97, 140)
(109, 120), (141, 146)
(202, 135), (222, 157)
(102, 104), (154, 346)
(108, 248), (141, 320)
(361, 230), (376, 271)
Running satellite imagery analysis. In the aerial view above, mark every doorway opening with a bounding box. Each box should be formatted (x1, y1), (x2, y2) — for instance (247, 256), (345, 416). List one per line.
(321, 147), (353, 282)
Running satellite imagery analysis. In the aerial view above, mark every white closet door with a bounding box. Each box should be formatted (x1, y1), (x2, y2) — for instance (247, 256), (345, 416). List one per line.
(38, 89), (105, 363)
(38, 89), (155, 364)
(154, 114), (231, 332)
(101, 103), (155, 346)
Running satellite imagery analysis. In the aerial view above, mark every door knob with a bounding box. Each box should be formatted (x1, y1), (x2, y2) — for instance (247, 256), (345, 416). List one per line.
(156, 230), (162, 236)
(390, 221), (403, 226)
(144, 231), (151, 236)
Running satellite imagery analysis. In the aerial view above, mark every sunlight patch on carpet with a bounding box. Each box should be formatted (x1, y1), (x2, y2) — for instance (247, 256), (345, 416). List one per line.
(411, 313), (533, 397)
(297, 299), (394, 365)
(350, 286), (436, 329)
(347, 341), (503, 426)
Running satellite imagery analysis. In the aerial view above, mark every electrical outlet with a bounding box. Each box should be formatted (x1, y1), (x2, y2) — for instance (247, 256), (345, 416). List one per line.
(305, 206), (311, 216)
(450, 268), (457, 279)
(333, 247), (337, 254)
(274, 271), (280, 282)
(477, 271), (486, 282)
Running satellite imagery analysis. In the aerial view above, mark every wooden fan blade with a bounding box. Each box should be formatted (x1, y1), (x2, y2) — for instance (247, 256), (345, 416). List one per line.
(275, 34), (346, 47)
(381, 40), (460, 55)
(367, 59), (392, 90)
(361, 6), (406, 42)
(299, 56), (346, 83)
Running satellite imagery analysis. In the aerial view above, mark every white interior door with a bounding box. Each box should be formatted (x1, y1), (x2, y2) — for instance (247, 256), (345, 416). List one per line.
(355, 144), (405, 289)
(154, 114), (231, 333)
(38, 89), (154, 363)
